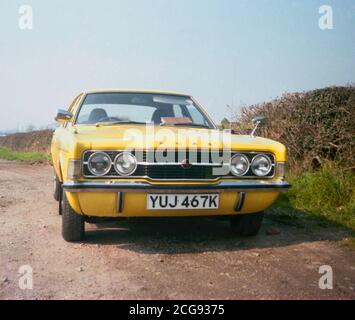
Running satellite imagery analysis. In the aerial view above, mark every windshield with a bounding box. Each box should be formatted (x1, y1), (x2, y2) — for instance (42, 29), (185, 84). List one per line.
(75, 93), (214, 128)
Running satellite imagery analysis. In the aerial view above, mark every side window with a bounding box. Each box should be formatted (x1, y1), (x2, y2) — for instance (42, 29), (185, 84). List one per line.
(173, 104), (184, 118)
(187, 105), (207, 125)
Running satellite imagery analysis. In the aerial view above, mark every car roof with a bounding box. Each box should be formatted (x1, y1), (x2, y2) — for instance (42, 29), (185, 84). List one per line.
(82, 88), (191, 97)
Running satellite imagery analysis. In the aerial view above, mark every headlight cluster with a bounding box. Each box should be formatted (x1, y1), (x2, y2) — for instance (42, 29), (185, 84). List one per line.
(230, 153), (272, 177)
(85, 150), (273, 178)
(87, 151), (137, 176)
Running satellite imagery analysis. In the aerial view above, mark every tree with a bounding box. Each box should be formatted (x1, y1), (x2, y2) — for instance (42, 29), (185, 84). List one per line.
(220, 118), (230, 129)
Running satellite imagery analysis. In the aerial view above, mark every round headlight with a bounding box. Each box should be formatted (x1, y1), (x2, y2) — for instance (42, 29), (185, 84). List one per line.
(230, 154), (250, 176)
(114, 152), (137, 176)
(251, 154), (272, 176)
(88, 152), (112, 176)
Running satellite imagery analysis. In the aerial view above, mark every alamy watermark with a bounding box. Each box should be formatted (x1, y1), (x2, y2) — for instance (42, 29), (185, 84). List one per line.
(18, 265), (33, 290)
(319, 265), (333, 290)
(18, 5), (33, 30)
(122, 126), (232, 176)
(319, 5), (334, 30)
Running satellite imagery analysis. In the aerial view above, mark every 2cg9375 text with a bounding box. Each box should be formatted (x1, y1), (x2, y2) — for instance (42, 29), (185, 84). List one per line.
(172, 304), (225, 315)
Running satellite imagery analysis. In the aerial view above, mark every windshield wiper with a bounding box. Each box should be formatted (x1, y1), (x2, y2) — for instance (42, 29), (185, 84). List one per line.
(161, 123), (210, 129)
(96, 121), (148, 127)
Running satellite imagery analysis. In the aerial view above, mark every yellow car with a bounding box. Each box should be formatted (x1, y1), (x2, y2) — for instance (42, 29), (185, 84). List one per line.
(51, 89), (290, 242)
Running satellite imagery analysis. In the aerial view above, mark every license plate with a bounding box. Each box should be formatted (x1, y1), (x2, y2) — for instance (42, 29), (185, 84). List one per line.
(147, 194), (219, 210)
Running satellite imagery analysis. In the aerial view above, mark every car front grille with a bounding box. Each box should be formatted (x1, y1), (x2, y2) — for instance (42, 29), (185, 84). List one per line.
(136, 164), (216, 180)
(82, 150), (275, 180)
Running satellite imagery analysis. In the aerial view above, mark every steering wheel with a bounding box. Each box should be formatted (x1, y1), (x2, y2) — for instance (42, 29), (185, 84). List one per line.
(97, 116), (121, 122)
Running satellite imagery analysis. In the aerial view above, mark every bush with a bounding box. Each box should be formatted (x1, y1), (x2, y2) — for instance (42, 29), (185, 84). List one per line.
(231, 86), (355, 171)
(0, 129), (53, 154)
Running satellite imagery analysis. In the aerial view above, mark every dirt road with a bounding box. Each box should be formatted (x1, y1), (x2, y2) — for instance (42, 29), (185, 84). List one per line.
(0, 161), (354, 300)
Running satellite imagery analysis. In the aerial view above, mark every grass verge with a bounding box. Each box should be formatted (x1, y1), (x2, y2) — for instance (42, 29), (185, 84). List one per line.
(339, 237), (355, 248)
(0, 147), (50, 162)
(274, 163), (355, 232)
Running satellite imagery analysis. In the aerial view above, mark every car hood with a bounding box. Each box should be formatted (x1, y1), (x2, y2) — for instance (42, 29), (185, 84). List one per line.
(71, 124), (286, 161)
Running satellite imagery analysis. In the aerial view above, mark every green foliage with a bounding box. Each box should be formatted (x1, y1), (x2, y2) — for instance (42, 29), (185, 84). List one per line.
(0, 148), (50, 162)
(276, 164), (355, 230)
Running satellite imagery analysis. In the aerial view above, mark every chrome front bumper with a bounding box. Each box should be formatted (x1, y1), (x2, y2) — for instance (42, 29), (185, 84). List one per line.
(62, 180), (291, 193)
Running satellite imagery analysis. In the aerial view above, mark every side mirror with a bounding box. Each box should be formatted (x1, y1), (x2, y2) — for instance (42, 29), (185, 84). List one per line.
(251, 115), (267, 137)
(252, 115), (267, 124)
(55, 109), (73, 123)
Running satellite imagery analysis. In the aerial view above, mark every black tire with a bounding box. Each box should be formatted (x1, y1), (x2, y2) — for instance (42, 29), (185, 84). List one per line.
(62, 191), (85, 242)
(54, 176), (62, 201)
(230, 212), (264, 236)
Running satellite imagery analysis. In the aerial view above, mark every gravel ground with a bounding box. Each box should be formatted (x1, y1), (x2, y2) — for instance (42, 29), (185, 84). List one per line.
(0, 161), (354, 300)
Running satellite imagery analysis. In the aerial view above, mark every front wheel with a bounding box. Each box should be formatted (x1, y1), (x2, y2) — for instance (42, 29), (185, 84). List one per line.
(62, 191), (85, 242)
(230, 212), (264, 236)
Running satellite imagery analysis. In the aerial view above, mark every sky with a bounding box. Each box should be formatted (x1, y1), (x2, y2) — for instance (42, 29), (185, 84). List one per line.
(0, 0), (354, 131)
